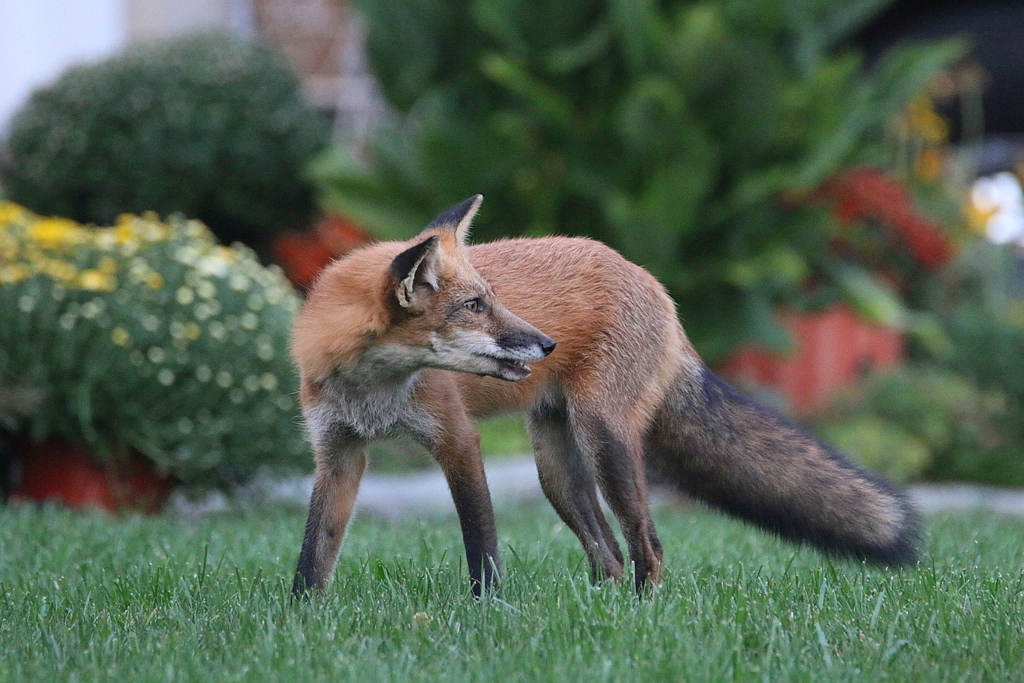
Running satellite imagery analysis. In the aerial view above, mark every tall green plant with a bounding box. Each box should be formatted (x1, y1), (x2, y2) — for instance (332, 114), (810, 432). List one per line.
(313, 0), (964, 360)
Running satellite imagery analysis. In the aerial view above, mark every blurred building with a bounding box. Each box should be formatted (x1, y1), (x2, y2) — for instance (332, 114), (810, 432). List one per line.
(859, 0), (1024, 139)
(0, 0), (383, 138)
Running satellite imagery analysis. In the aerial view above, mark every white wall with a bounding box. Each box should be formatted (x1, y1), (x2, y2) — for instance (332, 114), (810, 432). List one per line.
(0, 0), (127, 132)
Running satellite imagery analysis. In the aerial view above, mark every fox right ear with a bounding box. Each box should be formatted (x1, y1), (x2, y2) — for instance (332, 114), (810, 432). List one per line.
(390, 235), (440, 308)
(425, 194), (482, 245)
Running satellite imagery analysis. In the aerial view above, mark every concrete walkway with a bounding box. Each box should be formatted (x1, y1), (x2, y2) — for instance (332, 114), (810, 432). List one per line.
(170, 455), (1024, 519)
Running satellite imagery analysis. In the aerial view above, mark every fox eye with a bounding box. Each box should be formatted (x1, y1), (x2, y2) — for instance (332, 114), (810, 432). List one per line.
(463, 298), (483, 313)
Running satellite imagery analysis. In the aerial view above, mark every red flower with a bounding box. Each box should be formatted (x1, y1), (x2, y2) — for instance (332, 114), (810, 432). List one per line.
(822, 168), (953, 269)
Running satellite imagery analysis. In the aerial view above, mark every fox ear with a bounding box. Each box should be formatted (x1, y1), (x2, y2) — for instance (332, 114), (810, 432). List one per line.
(426, 194), (482, 245)
(390, 235), (440, 308)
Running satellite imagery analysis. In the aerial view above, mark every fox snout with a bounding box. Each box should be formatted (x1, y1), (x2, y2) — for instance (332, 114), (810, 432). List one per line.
(483, 328), (555, 382)
(496, 331), (556, 358)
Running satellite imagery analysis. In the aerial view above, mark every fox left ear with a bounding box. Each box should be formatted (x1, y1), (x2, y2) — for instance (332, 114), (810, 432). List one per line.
(390, 235), (440, 308)
(426, 194), (482, 245)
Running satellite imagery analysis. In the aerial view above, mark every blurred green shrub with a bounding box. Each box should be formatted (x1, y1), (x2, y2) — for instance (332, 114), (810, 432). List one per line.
(818, 242), (1024, 487)
(0, 201), (306, 485)
(819, 415), (930, 483)
(817, 365), (1020, 484)
(924, 242), (1024, 484)
(4, 34), (330, 252)
(312, 0), (964, 361)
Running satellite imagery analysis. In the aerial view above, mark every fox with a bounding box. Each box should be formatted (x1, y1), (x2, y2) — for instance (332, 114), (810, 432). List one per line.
(290, 195), (920, 597)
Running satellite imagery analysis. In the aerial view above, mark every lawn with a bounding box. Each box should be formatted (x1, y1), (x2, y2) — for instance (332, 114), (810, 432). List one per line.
(1, 500), (1022, 682)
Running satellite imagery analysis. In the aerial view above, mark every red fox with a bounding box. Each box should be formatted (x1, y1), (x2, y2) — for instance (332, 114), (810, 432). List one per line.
(291, 195), (919, 596)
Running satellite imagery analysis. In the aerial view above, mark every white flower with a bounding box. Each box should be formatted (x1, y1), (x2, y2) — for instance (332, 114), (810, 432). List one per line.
(80, 299), (105, 319)
(229, 274), (250, 291)
(176, 287), (195, 305)
(195, 254), (230, 278)
(197, 280), (216, 299)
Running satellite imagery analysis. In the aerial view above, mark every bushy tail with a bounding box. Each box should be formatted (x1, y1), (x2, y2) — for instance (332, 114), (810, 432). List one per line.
(646, 365), (920, 566)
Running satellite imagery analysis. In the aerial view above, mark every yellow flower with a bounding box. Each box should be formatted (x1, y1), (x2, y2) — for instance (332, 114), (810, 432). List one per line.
(0, 233), (18, 263)
(914, 148), (944, 183)
(78, 269), (114, 291)
(146, 272), (164, 289)
(908, 96), (948, 144)
(111, 327), (131, 346)
(0, 264), (30, 284)
(28, 217), (81, 248)
(965, 198), (999, 234)
(115, 220), (135, 245)
(0, 202), (28, 225)
(38, 259), (78, 282)
(97, 257), (118, 275)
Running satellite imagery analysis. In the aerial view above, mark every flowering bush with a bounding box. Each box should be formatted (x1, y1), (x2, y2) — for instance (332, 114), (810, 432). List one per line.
(0, 202), (306, 484)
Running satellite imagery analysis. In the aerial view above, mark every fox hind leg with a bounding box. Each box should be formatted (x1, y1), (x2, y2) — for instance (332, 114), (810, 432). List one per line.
(570, 410), (663, 593)
(527, 404), (625, 583)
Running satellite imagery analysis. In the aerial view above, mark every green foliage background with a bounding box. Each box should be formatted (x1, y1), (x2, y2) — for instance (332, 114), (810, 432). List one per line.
(313, 0), (964, 360)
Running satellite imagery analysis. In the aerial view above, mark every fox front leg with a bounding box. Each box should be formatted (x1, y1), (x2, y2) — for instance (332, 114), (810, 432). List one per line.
(412, 377), (501, 596)
(292, 441), (367, 596)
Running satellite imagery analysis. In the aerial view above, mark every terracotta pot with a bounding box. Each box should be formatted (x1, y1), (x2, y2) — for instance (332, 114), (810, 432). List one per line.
(12, 440), (172, 513)
(718, 305), (904, 414)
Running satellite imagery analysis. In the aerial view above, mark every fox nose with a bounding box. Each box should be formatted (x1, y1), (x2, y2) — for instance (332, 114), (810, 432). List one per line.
(540, 335), (556, 356)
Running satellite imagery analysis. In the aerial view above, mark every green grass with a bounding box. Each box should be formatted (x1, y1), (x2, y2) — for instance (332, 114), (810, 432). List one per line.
(1, 502), (1023, 682)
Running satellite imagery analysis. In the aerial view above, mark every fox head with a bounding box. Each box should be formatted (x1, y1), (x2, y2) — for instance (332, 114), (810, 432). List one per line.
(380, 195), (556, 381)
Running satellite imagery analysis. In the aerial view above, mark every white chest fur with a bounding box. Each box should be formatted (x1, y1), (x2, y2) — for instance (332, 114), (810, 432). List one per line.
(304, 350), (440, 452)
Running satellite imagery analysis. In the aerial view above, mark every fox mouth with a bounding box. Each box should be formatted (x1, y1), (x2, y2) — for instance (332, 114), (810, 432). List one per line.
(495, 357), (531, 380)
(478, 354), (531, 381)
